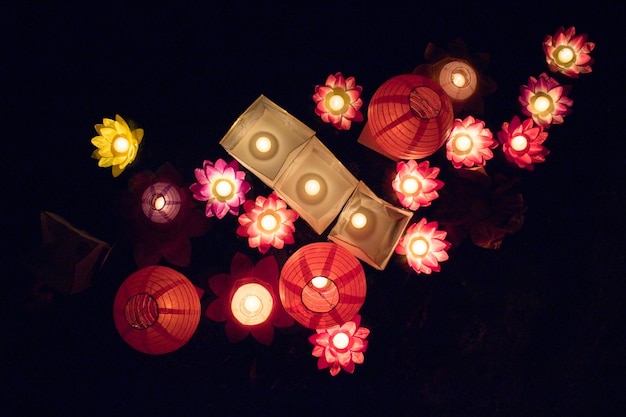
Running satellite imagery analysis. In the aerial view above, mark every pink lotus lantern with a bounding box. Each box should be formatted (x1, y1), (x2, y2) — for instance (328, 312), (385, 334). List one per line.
(392, 160), (443, 211)
(190, 158), (251, 219)
(446, 115), (497, 168)
(236, 193), (299, 254)
(279, 242), (366, 329)
(543, 26), (595, 78)
(519, 73), (573, 128)
(360, 74), (454, 160)
(205, 253), (294, 345)
(497, 116), (549, 171)
(113, 265), (202, 355)
(309, 314), (369, 376)
(313, 72), (364, 130)
(395, 218), (451, 274)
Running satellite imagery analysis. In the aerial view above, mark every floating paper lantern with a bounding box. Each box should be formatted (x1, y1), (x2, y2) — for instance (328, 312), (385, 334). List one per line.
(113, 265), (201, 355)
(437, 59), (478, 102)
(279, 242), (366, 329)
(366, 74), (454, 160)
(141, 181), (182, 223)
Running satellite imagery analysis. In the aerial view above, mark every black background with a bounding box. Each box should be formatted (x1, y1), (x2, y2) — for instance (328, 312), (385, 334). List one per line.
(2, 2), (625, 416)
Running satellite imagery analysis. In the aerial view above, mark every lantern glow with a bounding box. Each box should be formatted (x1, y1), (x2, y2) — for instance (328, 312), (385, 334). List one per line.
(279, 242), (366, 329)
(113, 266), (201, 355)
(519, 73), (572, 127)
(141, 181), (182, 224)
(190, 159), (251, 219)
(510, 135), (529, 151)
(543, 26), (595, 78)
(350, 212), (368, 229)
(295, 173), (328, 205)
(438, 60), (478, 102)
(331, 332), (350, 350)
(91, 114), (143, 177)
(392, 160), (443, 210)
(498, 116), (549, 171)
(231, 282), (273, 326)
(395, 218), (450, 274)
(313, 72), (364, 130)
(249, 132), (279, 160)
(445, 116), (497, 169)
(259, 211), (280, 232)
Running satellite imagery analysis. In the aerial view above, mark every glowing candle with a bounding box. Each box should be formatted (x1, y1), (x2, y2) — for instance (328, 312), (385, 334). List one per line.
(304, 179), (321, 196)
(451, 69), (468, 87)
(256, 136), (272, 153)
(259, 211), (279, 232)
(311, 276), (330, 289)
(556, 46), (575, 65)
(151, 194), (166, 211)
(533, 95), (552, 113)
(401, 177), (421, 195)
(409, 237), (429, 257)
(328, 94), (345, 112)
(113, 136), (130, 153)
(453, 134), (473, 154)
(510, 135), (529, 152)
(214, 179), (234, 200)
(231, 283), (273, 326)
(350, 212), (368, 229)
(331, 332), (350, 349)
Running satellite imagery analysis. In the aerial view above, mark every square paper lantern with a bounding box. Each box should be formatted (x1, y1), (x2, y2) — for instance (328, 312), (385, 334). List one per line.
(329, 182), (413, 270)
(220, 95), (316, 188)
(273, 137), (359, 235)
(22, 211), (112, 294)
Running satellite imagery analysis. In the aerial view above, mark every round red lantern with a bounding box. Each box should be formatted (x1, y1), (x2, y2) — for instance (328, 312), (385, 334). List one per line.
(368, 74), (454, 160)
(279, 242), (366, 329)
(113, 265), (201, 355)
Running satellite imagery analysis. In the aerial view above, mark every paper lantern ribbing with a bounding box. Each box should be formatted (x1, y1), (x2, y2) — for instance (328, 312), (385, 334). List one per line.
(368, 74), (454, 160)
(279, 242), (366, 329)
(141, 181), (182, 223)
(113, 265), (201, 355)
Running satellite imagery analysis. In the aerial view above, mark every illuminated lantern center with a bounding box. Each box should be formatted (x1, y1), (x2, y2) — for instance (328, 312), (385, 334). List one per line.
(311, 276), (331, 289)
(302, 275), (340, 313)
(255, 136), (272, 153)
(554, 45), (576, 67)
(510, 135), (529, 152)
(350, 212), (368, 229)
(304, 179), (321, 196)
(124, 293), (159, 330)
(113, 136), (130, 154)
(532, 94), (553, 114)
(151, 194), (166, 211)
(231, 283), (273, 326)
(401, 176), (421, 195)
(453, 134), (473, 154)
(451, 67), (470, 87)
(409, 237), (429, 257)
(213, 179), (234, 201)
(259, 210), (280, 233)
(331, 331), (350, 350)
(328, 95), (345, 111)
(325, 88), (349, 114)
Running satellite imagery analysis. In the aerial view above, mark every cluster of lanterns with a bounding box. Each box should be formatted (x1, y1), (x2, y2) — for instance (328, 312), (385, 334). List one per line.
(93, 26), (594, 375)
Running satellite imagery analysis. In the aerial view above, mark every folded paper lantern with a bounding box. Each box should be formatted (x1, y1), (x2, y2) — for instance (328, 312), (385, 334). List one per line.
(273, 137), (359, 234)
(358, 74), (453, 161)
(279, 242), (366, 329)
(113, 265), (202, 355)
(220, 95), (315, 188)
(329, 182), (413, 270)
(22, 211), (111, 295)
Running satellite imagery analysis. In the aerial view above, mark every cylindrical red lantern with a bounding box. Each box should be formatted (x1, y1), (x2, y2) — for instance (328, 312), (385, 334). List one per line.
(113, 265), (201, 355)
(368, 74), (454, 160)
(279, 242), (366, 329)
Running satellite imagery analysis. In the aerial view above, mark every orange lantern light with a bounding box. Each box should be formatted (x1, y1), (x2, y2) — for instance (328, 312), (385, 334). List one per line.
(279, 242), (366, 329)
(363, 74), (454, 160)
(113, 265), (201, 355)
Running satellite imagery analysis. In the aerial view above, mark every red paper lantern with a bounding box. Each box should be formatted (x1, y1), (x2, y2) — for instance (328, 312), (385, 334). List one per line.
(113, 265), (201, 355)
(368, 74), (454, 160)
(279, 242), (366, 329)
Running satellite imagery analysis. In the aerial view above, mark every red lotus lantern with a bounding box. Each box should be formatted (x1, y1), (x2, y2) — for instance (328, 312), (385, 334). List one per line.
(279, 242), (366, 329)
(366, 74), (454, 160)
(113, 265), (201, 355)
